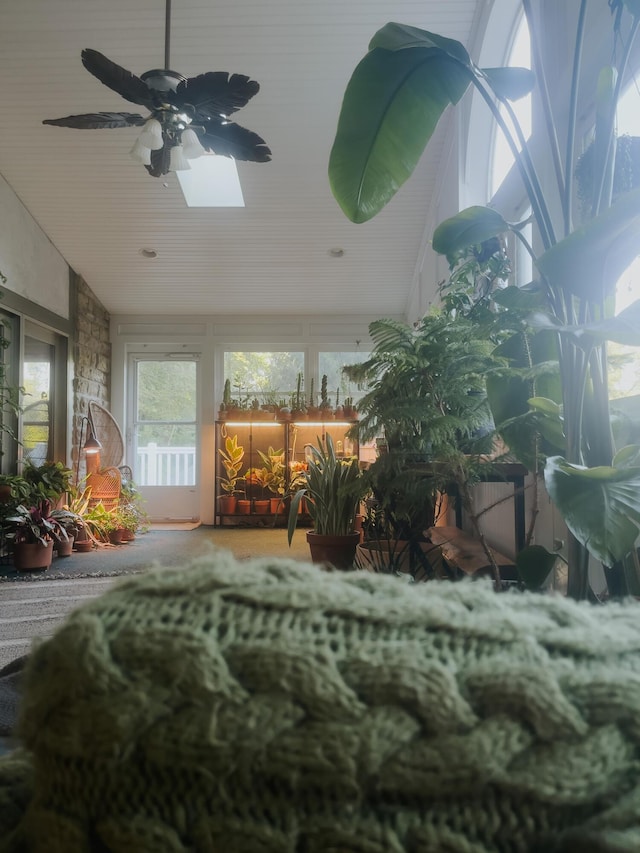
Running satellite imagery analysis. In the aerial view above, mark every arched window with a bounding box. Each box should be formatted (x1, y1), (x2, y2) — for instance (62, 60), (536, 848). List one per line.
(490, 13), (532, 197)
(610, 82), (640, 399)
(465, 5), (533, 287)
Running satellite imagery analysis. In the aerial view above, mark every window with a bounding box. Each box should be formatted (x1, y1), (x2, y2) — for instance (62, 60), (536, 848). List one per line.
(609, 83), (640, 399)
(318, 350), (370, 407)
(223, 351), (305, 408)
(21, 321), (68, 468)
(22, 335), (54, 465)
(0, 310), (20, 470)
(490, 13), (532, 196)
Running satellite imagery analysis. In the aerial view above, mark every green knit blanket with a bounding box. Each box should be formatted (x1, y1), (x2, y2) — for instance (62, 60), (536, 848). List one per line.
(2, 550), (640, 852)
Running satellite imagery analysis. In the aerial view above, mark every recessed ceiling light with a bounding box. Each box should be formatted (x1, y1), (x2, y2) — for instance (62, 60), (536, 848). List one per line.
(140, 248), (158, 259)
(329, 247), (345, 257)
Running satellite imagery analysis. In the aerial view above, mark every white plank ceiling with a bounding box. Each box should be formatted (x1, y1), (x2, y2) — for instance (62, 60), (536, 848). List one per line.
(0, 0), (481, 318)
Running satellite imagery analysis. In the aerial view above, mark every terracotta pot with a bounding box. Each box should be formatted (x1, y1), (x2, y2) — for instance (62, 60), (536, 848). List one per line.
(121, 529), (136, 542)
(306, 530), (360, 570)
(218, 495), (238, 514)
(109, 529), (127, 544)
(0, 485), (12, 504)
(253, 499), (270, 514)
(237, 499), (251, 515)
(74, 540), (94, 553)
(270, 497), (284, 515)
(13, 541), (54, 572)
(55, 537), (74, 557)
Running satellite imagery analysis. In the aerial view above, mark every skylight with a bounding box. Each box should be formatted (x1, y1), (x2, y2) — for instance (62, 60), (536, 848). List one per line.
(176, 155), (245, 207)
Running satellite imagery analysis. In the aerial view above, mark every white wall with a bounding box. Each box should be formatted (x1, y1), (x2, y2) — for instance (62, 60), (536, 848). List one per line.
(0, 174), (69, 316)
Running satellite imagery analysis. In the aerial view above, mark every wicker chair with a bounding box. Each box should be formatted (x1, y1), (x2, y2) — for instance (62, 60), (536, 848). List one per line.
(86, 466), (122, 512)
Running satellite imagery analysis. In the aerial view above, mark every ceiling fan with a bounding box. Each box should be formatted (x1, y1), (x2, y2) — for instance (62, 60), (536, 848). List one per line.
(43, 0), (271, 177)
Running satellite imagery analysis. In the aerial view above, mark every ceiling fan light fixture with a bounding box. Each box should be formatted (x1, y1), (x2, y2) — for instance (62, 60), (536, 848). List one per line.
(181, 128), (206, 159)
(42, 0), (271, 177)
(130, 139), (152, 165)
(138, 118), (164, 150)
(169, 144), (191, 172)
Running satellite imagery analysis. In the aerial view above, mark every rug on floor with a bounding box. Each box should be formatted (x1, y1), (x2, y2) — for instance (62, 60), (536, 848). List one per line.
(0, 526), (311, 581)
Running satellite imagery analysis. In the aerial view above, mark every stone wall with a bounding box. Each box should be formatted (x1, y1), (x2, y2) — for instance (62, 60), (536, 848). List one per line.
(71, 272), (111, 479)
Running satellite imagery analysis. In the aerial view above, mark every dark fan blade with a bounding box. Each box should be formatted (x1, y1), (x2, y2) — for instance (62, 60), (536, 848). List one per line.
(200, 119), (271, 162)
(173, 72), (260, 118)
(81, 49), (154, 109)
(43, 112), (146, 129)
(146, 143), (172, 178)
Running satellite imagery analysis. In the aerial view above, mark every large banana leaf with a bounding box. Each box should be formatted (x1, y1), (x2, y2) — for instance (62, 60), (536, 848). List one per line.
(544, 453), (640, 565)
(527, 299), (640, 347)
(329, 21), (540, 223)
(536, 187), (640, 301)
(329, 46), (471, 222)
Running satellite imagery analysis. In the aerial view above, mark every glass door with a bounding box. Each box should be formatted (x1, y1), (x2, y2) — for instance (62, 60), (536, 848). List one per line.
(130, 356), (200, 522)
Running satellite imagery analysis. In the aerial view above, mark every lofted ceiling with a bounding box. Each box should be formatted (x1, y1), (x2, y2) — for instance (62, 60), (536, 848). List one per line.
(0, 0), (481, 318)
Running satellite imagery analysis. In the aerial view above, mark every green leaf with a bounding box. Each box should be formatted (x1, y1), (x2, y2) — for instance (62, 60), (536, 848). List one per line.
(329, 31), (472, 223)
(492, 284), (547, 313)
(544, 455), (640, 565)
(614, 444), (640, 468)
(369, 22), (472, 63)
(536, 187), (640, 301)
(623, 0), (640, 18)
(482, 67), (536, 101)
(578, 299), (640, 346)
(527, 299), (640, 347)
(432, 206), (510, 261)
(528, 397), (566, 450)
(516, 545), (558, 590)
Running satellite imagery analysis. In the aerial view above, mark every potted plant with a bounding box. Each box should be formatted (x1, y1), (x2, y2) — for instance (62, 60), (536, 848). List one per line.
(319, 374), (333, 419)
(287, 434), (365, 569)
(119, 472), (150, 534)
(23, 460), (74, 505)
(217, 434), (245, 514)
(49, 507), (84, 556)
(257, 446), (286, 514)
(81, 502), (116, 545)
(244, 466), (271, 513)
(307, 378), (319, 419)
(5, 500), (63, 571)
(342, 310), (506, 580)
(0, 474), (31, 506)
(114, 503), (139, 542)
(102, 506), (129, 544)
(328, 7), (640, 599)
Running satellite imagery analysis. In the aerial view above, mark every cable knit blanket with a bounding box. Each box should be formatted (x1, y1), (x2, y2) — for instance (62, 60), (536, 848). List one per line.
(1, 550), (640, 852)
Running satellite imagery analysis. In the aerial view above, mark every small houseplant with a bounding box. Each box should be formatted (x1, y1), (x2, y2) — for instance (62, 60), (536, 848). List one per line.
(244, 466), (271, 513)
(49, 507), (85, 556)
(217, 434), (245, 514)
(257, 446), (286, 513)
(342, 310), (506, 579)
(287, 434), (364, 569)
(23, 460), (74, 505)
(5, 500), (64, 571)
